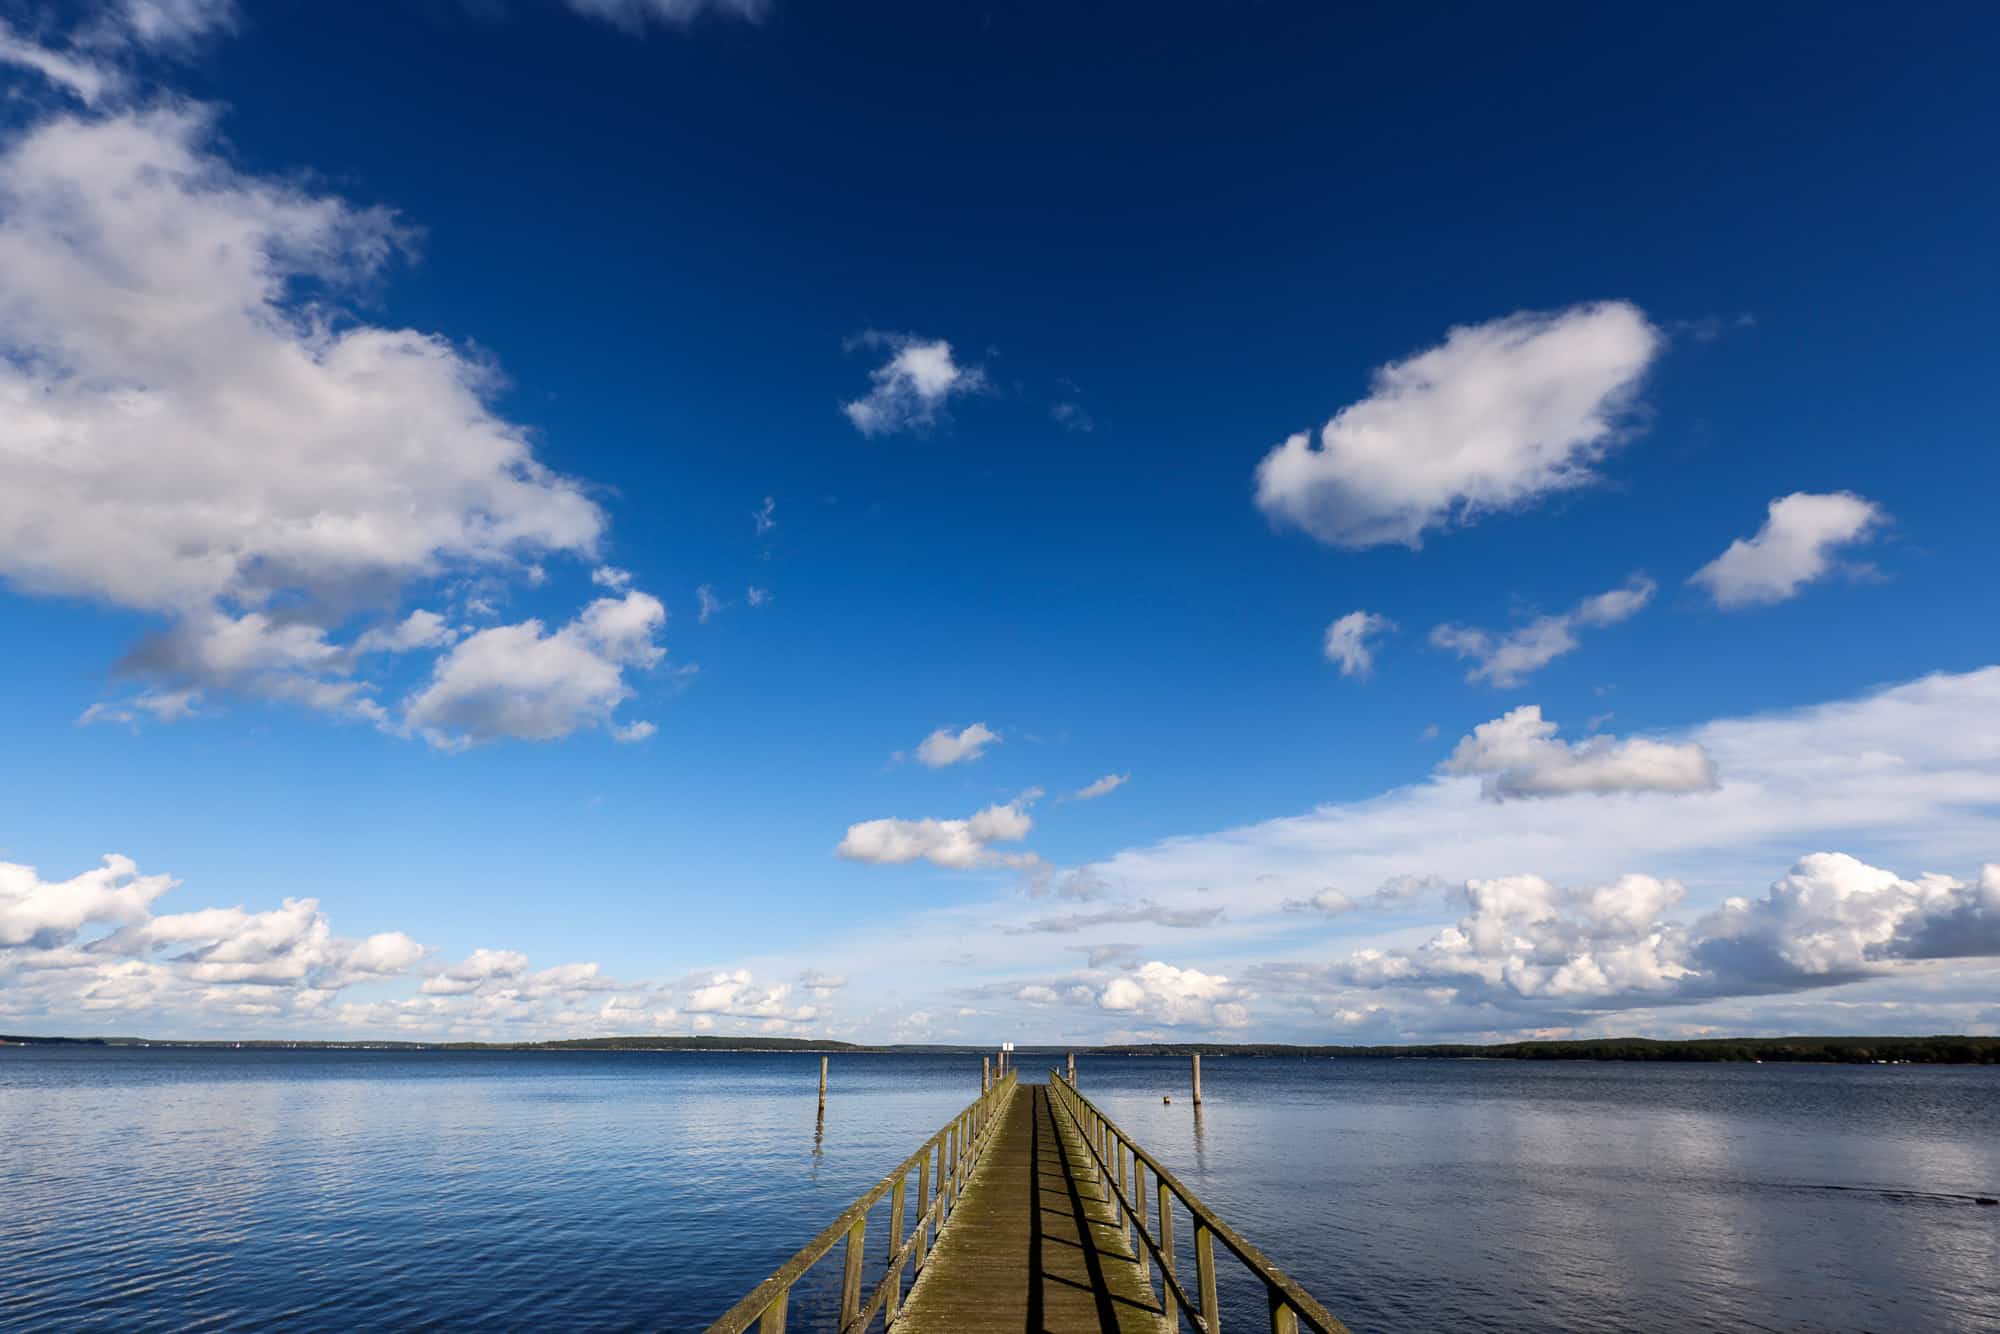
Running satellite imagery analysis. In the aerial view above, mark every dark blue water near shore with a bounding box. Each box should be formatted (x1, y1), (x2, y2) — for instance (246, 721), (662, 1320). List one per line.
(3, 1049), (1996, 1332)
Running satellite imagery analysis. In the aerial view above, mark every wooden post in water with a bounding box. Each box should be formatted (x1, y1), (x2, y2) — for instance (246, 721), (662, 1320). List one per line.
(1192, 1052), (1203, 1105)
(1067, 1051), (1075, 1084)
(818, 1055), (828, 1118)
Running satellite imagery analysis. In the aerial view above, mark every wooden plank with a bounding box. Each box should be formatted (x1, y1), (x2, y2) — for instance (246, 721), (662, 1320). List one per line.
(896, 1084), (1169, 1334)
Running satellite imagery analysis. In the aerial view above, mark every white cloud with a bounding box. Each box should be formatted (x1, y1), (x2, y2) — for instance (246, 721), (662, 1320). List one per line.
(0, 854), (176, 947)
(683, 969), (817, 1023)
(836, 795), (1037, 870)
(1283, 888), (1356, 915)
(746, 585), (770, 607)
(1072, 774), (1129, 801)
(1253, 302), (1662, 548)
(561, 0), (767, 32)
(1008, 901), (1223, 934)
(1323, 610), (1394, 679)
(402, 590), (665, 747)
(1099, 961), (1250, 1028)
(1444, 705), (1718, 800)
(77, 688), (200, 727)
(1431, 576), (1654, 687)
(115, 0), (236, 47)
(915, 722), (999, 768)
(1314, 852), (2000, 1012)
(0, 21), (114, 102)
(842, 333), (987, 436)
(1690, 492), (1885, 608)
(0, 101), (680, 742)
(697, 584), (726, 623)
(752, 496), (776, 537)
(353, 610), (458, 656)
(590, 566), (633, 590)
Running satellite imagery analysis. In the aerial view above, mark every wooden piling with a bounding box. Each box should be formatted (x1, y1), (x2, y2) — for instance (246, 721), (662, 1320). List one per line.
(1067, 1051), (1075, 1084)
(818, 1055), (828, 1118)
(1191, 1052), (1203, 1105)
(983, 1055), (991, 1093)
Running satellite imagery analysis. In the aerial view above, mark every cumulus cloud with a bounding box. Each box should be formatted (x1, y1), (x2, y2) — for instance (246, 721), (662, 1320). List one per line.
(1690, 492), (1885, 609)
(842, 333), (987, 436)
(0, 97), (673, 742)
(683, 969), (817, 1024)
(1431, 576), (1654, 687)
(1254, 302), (1662, 548)
(836, 794), (1038, 870)
(1323, 610), (1394, 679)
(0, 855), (176, 947)
(1099, 961), (1250, 1028)
(915, 722), (999, 768)
(402, 589), (666, 747)
(1071, 774), (1128, 801)
(1320, 853), (2000, 1013)
(1444, 705), (1718, 800)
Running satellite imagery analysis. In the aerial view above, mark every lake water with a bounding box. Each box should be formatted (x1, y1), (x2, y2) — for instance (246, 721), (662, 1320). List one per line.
(2, 1048), (1995, 1332)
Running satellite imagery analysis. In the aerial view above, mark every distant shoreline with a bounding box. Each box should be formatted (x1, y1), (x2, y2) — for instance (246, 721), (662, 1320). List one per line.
(3, 1033), (1996, 1064)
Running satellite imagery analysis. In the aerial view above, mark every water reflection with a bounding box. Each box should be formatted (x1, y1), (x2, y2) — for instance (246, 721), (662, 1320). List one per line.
(3, 1050), (1996, 1333)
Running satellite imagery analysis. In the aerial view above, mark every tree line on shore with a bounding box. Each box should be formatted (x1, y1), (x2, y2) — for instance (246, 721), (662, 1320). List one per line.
(6, 1032), (1996, 1062)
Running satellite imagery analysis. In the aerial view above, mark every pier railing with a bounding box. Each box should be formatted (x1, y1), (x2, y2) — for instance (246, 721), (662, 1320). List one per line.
(1048, 1069), (1352, 1334)
(703, 1070), (1019, 1334)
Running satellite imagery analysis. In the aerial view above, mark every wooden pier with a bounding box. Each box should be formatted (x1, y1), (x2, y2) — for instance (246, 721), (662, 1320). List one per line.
(703, 1068), (1350, 1334)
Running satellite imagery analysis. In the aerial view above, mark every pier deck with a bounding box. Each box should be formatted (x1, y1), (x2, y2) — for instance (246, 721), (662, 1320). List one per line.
(703, 1069), (1350, 1334)
(895, 1084), (1168, 1333)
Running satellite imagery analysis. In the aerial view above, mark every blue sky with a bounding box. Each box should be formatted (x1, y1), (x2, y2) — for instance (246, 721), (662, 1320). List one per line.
(1, 0), (1996, 1043)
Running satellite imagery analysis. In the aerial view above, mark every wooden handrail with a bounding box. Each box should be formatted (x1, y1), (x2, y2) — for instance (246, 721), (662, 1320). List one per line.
(1048, 1069), (1352, 1334)
(703, 1071), (1019, 1334)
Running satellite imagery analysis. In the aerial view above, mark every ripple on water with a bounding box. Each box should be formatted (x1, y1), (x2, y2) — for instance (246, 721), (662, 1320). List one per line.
(2, 1050), (1997, 1333)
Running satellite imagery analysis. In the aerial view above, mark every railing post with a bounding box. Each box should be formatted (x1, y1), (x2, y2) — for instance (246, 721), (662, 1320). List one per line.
(1134, 1158), (1149, 1280)
(1268, 1288), (1300, 1334)
(915, 1151), (931, 1270)
(1158, 1180), (1177, 1328)
(1117, 1140), (1131, 1244)
(839, 1216), (866, 1326)
(886, 1175), (907, 1321)
(1196, 1223), (1219, 1334)
(759, 1289), (788, 1334)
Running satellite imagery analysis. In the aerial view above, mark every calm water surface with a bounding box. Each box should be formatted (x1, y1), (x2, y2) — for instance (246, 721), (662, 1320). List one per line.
(2, 1048), (1995, 1332)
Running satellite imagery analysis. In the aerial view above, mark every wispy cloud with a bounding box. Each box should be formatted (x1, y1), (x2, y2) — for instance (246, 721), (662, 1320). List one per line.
(1431, 576), (1654, 687)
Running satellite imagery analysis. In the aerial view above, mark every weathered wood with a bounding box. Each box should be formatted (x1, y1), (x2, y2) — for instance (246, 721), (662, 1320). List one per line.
(819, 1055), (829, 1119)
(1191, 1052), (1202, 1105)
(839, 1215), (865, 1324)
(896, 1085), (1169, 1333)
(1157, 1180), (1177, 1328)
(1196, 1222), (1219, 1334)
(1270, 1290), (1301, 1334)
(758, 1291), (786, 1334)
(1051, 1073), (1354, 1334)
